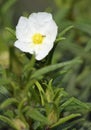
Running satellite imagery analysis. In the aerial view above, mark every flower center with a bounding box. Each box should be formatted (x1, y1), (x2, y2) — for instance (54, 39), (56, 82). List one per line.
(32, 33), (44, 44)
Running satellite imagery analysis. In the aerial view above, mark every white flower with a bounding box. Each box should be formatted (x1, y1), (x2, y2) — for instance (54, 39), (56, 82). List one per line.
(14, 12), (58, 60)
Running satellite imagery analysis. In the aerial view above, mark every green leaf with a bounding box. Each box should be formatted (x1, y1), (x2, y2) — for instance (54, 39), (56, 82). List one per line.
(45, 103), (59, 125)
(31, 58), (82, 79)
(0, 86), (10, 102)
(59, 118), (85, 130)
(60, 97), (90, 112)
(58, 25), (74, 37)
(51, 113), (81, 128)
(1, 0), (17, 14)
(35, 81), (44, 94)
(35, 81), (45, 105)
(75, 23), (91, 35)
(53, 88), (68, 106)
(55, 37), (66, 43)
(0, 115), (19, 130)
(23, 54), (35, 73)
(45, 80), (54, 102)
(17, 98), (29, 127)
(0, 98), (18, 109)
(55, 25), (73, 43)
(85, 39), (91, 52)
(5, 27), (15, 36)
(25, 107), (48, 125)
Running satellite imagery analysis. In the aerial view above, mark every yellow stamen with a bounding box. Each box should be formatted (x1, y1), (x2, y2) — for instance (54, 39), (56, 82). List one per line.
(32, 33), (44, 44)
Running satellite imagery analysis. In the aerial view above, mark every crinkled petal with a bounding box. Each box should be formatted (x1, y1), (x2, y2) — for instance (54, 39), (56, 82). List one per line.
(29, 12), (52, 24)
(31, 40), (54, 60)
(16, 16), (33, 42)
(41, 20), (58, 43)
(14, 40), (29, 52)
(28, 12), (53, 32)
(35, 44), (53, 60)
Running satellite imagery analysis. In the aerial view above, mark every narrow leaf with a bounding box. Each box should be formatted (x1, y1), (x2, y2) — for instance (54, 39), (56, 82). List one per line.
(0, 115), (19, 130)
(1, 0), (17, 14)
(35, 81), (45, 105)
(31, 58), (82, 79)
(60, 97), (90, 111)
(25, 107), (48, 124)
(51, 114), (81, 128)
(58, 25), (74, 37)
(35, 81), (45, 94)
(55, 37), (66, 43)
(0, 98), (18, 109)
(23, 54), (35, 73)
(75, 23), (91, 35)
(85, 39), (91, 52)
(5, 27), (15, 36)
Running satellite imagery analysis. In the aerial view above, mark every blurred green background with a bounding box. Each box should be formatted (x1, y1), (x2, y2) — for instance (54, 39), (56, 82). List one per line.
(0, 0), (91, 129)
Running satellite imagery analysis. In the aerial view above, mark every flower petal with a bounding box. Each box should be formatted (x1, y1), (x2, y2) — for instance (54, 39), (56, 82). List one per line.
(29, 12), (52, 24)
(31, 40), (54, 60)
(39, 20), (57, 42)
(35, 43), (53, 60)
(16, 16), (33, 42)
(14, 40), (33, 54)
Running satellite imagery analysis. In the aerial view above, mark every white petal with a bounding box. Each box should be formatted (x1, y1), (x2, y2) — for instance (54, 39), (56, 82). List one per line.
(29, 12), (52, 23)
(32, 40), (54, 60)
(35, 43), (53, 60)
(16, 16), (33, 42)
(14, 40), (34, 53)
(28, 12), (53, 32)
(45, 20), (58, 42)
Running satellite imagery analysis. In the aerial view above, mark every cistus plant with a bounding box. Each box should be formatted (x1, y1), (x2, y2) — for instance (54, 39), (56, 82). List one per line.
(0, 10), (91, 130)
